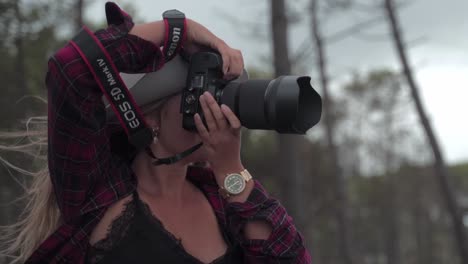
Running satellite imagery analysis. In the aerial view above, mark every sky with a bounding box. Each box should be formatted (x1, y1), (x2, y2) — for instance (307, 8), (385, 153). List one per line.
(87, 0), (468, 165)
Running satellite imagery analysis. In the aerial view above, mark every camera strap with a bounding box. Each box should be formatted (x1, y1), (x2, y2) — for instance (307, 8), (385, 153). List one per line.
(162, 9), (186, 62)
(70, 26), (202, 166)
(145, 142), (203, 166)
(70, 26), (153, 151)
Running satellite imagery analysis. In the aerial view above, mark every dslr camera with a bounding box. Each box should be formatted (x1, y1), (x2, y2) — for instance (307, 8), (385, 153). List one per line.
(181, 51), (322, 134)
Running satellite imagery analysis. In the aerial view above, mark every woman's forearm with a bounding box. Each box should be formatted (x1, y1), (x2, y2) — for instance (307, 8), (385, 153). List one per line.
(129, 18), (227, 54)
(224, 180), (273, 240)
(129, 21), (166, 46)
(225, 181), (311, 261)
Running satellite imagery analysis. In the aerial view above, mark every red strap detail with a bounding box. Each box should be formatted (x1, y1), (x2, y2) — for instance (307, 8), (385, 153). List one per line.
(163, 18), (170, 51)
(180, 18), (188, 53)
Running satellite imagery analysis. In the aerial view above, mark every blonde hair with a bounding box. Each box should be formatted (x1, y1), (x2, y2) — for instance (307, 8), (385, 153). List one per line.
(0, 114), (61, 264)
(0, 95), (172, 263)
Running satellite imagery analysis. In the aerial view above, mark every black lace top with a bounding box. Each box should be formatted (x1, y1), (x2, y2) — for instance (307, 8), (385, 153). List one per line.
(86, 191), (242, 264)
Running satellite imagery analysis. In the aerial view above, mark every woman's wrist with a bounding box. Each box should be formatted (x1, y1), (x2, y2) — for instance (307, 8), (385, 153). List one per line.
(210, 162), (257, 203)
(185, 18), (224, 51)
(211, 161), (245, 186)
(226, 180), (254, 203)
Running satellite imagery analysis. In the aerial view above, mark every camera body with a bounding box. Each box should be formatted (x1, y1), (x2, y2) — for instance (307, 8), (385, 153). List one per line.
(181, 51), (227, 131)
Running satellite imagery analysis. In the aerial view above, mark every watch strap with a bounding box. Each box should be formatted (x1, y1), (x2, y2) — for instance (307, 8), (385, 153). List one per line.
(239, 169), (252, 182)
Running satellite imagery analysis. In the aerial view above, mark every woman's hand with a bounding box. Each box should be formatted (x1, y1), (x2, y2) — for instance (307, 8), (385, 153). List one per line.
(184, 19), (244, 80)
(194, 91), (244, 186)
(130, 18), (243, 79)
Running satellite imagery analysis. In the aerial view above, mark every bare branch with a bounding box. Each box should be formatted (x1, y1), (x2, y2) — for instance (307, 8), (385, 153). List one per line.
(384, 0), (468, 262)
(213, 7), (269, 41)
(327, 15), (385, 44)
(291, 38), (316, 67)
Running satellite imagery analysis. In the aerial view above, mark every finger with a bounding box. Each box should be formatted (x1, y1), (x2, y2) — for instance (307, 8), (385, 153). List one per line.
(221, 51), (230, 77)
(231, 50), (244, 77)
(221, 104), (241, 129)
(239, 51), (245, 76)
(225, 50), (243, 79)
(199, 94), (217, 131)
(238, 50), (245, 71)
(204, 92), (228, 129)
(194, 113), (210, 140)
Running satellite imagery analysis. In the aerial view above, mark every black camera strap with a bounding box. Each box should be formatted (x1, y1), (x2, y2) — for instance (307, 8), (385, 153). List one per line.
(145, 142), (203, 166)
(70, 26), (153, 151)
(162, 9), (186, 62)
(70, 26), (202, 166)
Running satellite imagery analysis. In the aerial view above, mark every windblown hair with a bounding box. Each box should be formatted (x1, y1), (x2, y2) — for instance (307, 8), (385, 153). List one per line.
(0, 113), (59, 264)
(0, 95), (171, 264)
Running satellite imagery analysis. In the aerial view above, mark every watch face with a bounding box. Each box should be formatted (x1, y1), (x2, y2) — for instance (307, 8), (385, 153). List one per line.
(224, 174), (246, 195)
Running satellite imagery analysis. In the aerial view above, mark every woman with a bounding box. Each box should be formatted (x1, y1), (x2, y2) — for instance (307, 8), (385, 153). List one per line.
(1, 2), (311, 263)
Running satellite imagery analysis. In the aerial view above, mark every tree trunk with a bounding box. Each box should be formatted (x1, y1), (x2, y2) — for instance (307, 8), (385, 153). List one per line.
(384, 95), (400, 264)
(270, 0), (304, 228)
(14, 0), (27, 98)
(75, 0), (84, 32)
(384, 0), (468, 263)
(384, 170), (400, 264)
(310, 1), (354, 264)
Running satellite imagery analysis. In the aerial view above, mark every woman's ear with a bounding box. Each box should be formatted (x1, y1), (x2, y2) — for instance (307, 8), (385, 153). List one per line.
(144, 113), (161, 129)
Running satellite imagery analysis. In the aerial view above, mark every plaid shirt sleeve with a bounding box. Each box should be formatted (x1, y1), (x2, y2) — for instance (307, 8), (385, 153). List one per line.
(189, 166), (311, 263)
(46, 2), (165, 222)
(225, 180), (312, 263)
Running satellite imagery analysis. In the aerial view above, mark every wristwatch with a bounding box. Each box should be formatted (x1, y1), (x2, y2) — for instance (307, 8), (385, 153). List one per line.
(219, 169), (252, 198)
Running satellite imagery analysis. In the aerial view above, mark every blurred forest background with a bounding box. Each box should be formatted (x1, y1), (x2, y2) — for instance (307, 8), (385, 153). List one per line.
(0, 0), (467, 263)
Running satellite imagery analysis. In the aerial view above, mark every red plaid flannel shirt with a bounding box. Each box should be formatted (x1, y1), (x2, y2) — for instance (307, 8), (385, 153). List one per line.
(27, 2), (311, 263)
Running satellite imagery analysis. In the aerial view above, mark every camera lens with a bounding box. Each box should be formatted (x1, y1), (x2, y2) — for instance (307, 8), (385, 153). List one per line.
(220, 76), (322, 134)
